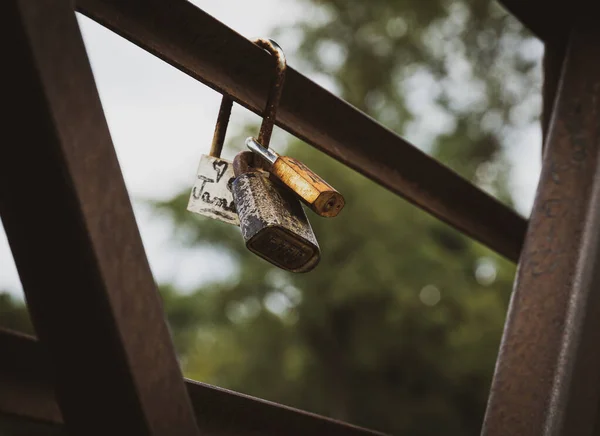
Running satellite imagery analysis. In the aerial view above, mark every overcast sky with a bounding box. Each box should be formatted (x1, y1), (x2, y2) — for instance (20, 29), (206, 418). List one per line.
(0, 1), (542, 298)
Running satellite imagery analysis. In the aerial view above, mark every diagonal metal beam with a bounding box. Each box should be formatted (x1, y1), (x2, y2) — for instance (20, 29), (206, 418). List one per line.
(496, 0), (562, 43)
(0, 1), (199, 434)
(497, 0), (598, 44)
(0, 329), (385, 436)
(76, 0), (527, 262)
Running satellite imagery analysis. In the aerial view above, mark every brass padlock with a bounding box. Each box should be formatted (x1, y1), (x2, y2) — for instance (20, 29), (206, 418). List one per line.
(187, 96), (239, 225)
(248, 38), (345, 218)
(247, 138), (345, 217)
(232, 151), (320, 273)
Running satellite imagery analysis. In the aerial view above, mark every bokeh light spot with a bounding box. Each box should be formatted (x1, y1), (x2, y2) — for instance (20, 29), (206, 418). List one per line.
(419, 285), (441, 306)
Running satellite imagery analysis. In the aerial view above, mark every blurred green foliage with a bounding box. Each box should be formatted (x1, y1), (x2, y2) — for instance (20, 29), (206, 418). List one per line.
(0, 1), (542, 435)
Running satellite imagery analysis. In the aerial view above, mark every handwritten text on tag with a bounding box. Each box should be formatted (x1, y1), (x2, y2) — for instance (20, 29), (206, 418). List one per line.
(187, 155), (239, 225)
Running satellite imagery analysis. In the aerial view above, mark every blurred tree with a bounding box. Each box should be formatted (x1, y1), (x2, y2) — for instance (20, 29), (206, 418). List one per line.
(154, 1), (540, 435)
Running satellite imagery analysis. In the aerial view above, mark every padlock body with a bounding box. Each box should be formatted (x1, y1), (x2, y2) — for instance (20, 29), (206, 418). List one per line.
(187, 155), (239, 225)
(271, 156), (345, 218)
(232, 171), (320, 272)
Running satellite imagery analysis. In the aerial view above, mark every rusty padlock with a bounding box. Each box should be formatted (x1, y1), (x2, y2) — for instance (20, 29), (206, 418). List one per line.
(187, 96), (239, 225)
(232, 151), (320, 272)
(247, 38), (345, 218)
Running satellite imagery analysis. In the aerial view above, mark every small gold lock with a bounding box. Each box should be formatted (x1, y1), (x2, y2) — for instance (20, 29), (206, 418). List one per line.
(247, 38), (345, 218)
(246, 138), (345, 217)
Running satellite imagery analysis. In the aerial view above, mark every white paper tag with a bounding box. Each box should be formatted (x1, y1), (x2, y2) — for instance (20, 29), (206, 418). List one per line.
(187, 155), (239, 225)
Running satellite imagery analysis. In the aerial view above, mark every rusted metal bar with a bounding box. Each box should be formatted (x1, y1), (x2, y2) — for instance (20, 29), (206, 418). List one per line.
(497, 1), (597, 45)
(496, 0), (562, 43)
(0, 330), (60, 425)
(0, 415), (65, 436)
(541, 40), (568, 147)
(482, 20), (600, 436)
(0, 329), (385, 436)
(0, 1), (199, 434)
(75, 0), (527, 262)
(209, 96), (234, 158)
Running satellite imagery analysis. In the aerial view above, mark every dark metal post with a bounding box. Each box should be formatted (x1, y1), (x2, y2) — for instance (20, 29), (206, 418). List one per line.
(0, 1), (199, 434)
(482, 20), (600, 436)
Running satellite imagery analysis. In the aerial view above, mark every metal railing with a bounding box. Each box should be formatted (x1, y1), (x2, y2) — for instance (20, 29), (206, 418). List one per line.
(0, 0), (598, 435)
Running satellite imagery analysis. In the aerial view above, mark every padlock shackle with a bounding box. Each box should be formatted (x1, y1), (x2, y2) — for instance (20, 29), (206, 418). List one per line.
(246, 137), (278, 165)
(209, 39), (284, 158)
(209, 95), (234, 158)
(233, 151), (260, 177)
(254, 38), (286, 150)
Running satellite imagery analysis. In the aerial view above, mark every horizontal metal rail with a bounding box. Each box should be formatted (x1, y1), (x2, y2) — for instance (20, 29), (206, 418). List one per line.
(497, 1), (597, 46)
(0, 329), (384, 436)
(76, 0), (527, 262)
